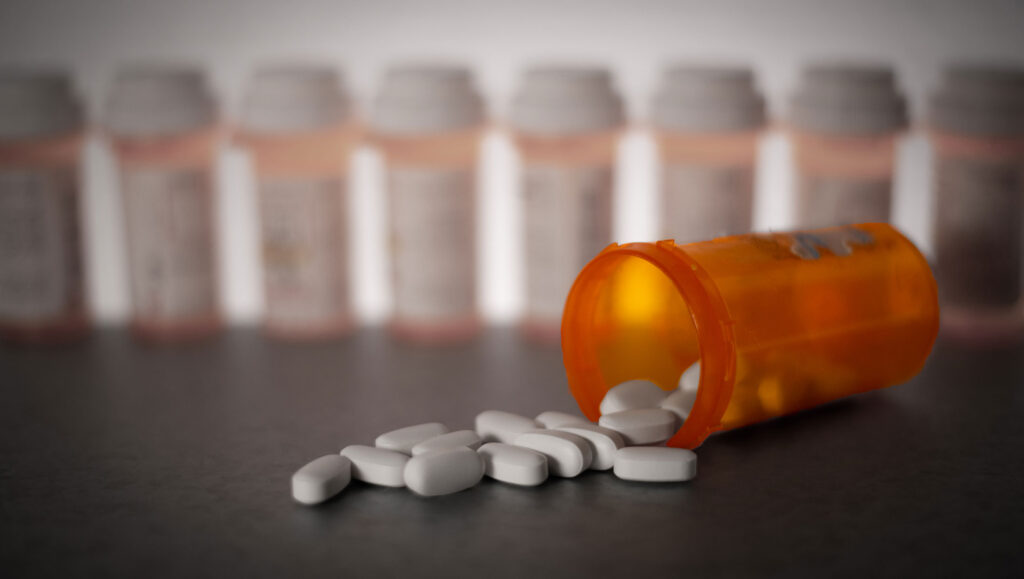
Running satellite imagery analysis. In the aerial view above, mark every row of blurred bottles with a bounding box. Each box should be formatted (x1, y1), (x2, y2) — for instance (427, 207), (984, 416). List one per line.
(0, 61), (1022, 345)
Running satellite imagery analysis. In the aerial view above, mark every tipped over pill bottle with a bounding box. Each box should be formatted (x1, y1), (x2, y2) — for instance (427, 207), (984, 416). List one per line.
(787, 65), (908, 227)
(371, 65), (485, 341)
(562, 223), (939, 449)
(105, 67), (222, 341)
(0, 71), (87, 343)
(927, 65), (1024, 342)
(236, 65), (360, 340)
(509, 66), (625, 339)
(651, 65), (766, 242)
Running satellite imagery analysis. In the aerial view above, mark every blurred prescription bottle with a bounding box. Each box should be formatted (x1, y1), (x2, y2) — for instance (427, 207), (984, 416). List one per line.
(370, 65), (485, 341)
(787, 65), (908, 227)
(509, 66), (625, 340)
(236, 65), (359, 340)
(0, 71), (87, 343)
(928, 65), (1024, 342)
(651, 65), (766, 242)
(105, 67), (222, 341)
(562, 223), (938, 449)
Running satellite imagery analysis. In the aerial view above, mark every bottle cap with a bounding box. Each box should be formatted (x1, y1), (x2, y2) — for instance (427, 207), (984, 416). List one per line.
(928, 64), (1024, 138)
(239, 64), (351, 134)
(509, 65), (625, 135)
(371, 64), (484, 135)
(650, 64), (765, 133)
(105, 66), (217, 138)
(788, 63), (907, 136)
(0, 69), (84, 140)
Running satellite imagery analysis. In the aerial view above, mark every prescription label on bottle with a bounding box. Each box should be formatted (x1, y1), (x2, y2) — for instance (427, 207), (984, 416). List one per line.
(523, 164), (613, 322)
(662, 163), (754, 243)
(122, 167), (217, 322)
(797, 176), (892, 228)
(0, 168), (83, 322)
(389, 167), (476, 323)
(259, 177), (348, 327)
(934, 155), (1022, 308)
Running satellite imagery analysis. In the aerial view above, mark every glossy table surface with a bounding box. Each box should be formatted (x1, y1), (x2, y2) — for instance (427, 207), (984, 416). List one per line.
(1, 328), (1022, 578)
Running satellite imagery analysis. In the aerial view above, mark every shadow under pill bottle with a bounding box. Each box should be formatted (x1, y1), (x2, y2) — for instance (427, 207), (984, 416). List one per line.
(369, 65), (486, 342)
(651, 64), (766, 243)
(0, 70), (88, 344)
(562, 223), (939, 449)
(104, 66), (223, 342)
(508, 66), (626, 342)
(927, 65), (1024, 343)
(786, 64), (908, 228)
(235, 65), (361, 340)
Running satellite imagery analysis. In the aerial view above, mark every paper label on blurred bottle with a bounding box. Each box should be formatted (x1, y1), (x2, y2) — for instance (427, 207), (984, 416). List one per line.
(123, 167), (217, 322)
(259, 177), (348, 328)
(797, 175), (892, 228)
(523, 164), (613, 322)
(934, 156), (1022, 308)
(389, 167), (476, 323)
(0, 168), (83, 322)
(662, 163), (754, 243)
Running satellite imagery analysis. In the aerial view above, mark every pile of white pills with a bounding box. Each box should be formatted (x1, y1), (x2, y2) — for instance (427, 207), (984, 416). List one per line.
(291, 365), (701, 504)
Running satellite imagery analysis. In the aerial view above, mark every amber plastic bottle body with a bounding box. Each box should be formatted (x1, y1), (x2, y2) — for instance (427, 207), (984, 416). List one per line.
(562, 223), (939, 449)
(0, 134), (88, 343)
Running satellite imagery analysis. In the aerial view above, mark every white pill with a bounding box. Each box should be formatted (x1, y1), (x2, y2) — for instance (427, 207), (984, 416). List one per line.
(679, 361), (700, 393)
(613, 447), (697, 482)
(404, 447), (484, 497)
(477, 443), (548, 486)
(660, 389), (697, 421)
(555, 424), (624, 470)
(513, 430), (593, 477)
(375, 422), (449, 454)
(475, 410), (540, 444)
(411, 429), (483, 455)
(599, 380), (668, 414)
(535, 410), (590, 429)
(599, 408), (679, 445)
(340, 445), (410, 487)
(291, 455), (351, 505)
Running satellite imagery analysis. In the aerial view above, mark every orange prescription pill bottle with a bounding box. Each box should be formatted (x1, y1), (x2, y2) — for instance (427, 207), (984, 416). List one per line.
(927, 65), (1024, 342)
(562, 223), (938, 449)
(0, 71), (88, 343)
(509, 66), (625, 340)
(787, 65), (908, 228)
(236, 65), (360, 340)
(105, 67), (222, 341)
(651, 65), (766, 242)
(370, 65), (485, 341)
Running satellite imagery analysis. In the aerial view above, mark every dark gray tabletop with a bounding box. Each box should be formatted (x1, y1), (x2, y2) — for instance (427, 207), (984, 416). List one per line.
(1, 328), (1022, 578)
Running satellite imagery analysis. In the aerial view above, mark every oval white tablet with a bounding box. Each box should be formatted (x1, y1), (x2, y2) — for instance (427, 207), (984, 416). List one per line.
(613, 447), (697, 482)
(660, 389), (697, 421)
(375, 422), (449, 454)
(411, 429), (482, 455)
(555, 424), (624, 470)
(598, 408), (679, 445)
(599, 380), (669, 414)
(477, 443), (548, 486)
(340, 445), (410, 487)
(404, 447), (484, 497)
(475, 410), (540, 444)
(535, 410), (590, 429)
(513, 430), (593, 477)
(679, 361), (700, 393)
(291, 455), (351, 505)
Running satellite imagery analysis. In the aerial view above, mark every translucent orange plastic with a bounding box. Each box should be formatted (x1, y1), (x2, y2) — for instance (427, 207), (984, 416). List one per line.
(562, 223), (939, 449)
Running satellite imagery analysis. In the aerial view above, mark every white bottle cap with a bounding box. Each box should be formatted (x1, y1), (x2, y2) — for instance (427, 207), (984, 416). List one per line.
(371, 64), (484, 136)
(650, 64), (765, 133)
(0, 70), (84, 141)
(104, 66), (217, 138)
(788, 64), (907, 136)
(928, 64), (1024, 138)
(509, 66), (625, 135)
(239, 65), (352, 134)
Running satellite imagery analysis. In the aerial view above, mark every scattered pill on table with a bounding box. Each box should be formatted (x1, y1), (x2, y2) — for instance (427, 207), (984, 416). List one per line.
(613, 447), (697, 482)
(535, 410), (590, 429)
(375, 422), (450, 454)
(404, 447), (485, 497)
(340, 445), (410, 487)
(291, 455), (352, 505)
(555, 424), (624, 470)
(513, 429), (593, 477)
(477, 442), (549, 486)
(599, 408), (679, 446)
(475, 410), (541, 444)
(599, 380), (669, 414)
(411, 429), (483, 455)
